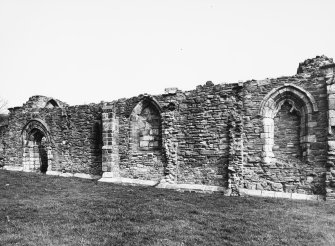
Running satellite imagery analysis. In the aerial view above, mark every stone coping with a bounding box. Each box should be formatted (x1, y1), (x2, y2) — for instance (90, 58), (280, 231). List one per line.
(46, 171), (101, 180)
(156, 182), (227, 193)
(1, 166), (101, 180)
(239, 188), (324, 201)
(98, 177), (227, 193)
(99, 177), (158, 186)
(1, 166), (326, 201)
(98, 177), (325, 200)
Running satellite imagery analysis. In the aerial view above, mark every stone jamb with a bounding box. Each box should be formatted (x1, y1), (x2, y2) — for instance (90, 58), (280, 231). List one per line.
(227, 110), (243, 195)
(101, 105), (120, 178)
(160, 110), (178, 184)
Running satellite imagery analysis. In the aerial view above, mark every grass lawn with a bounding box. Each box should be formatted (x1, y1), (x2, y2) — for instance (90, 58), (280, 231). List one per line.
(0, 170), (334, 246)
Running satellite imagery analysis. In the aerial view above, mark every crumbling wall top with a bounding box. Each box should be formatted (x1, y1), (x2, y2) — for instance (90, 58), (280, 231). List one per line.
(297, 55), (334, 75)
(21, 95), (68, 109)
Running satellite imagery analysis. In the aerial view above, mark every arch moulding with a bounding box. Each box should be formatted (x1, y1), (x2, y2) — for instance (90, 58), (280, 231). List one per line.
(259, 84), (318, 164)
(21, 119), (51, 145)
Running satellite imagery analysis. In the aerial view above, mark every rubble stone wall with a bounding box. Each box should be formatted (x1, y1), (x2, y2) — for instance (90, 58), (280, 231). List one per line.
(101, 82), (242, 186)
(174, 82), (242, 187)
(1, 55), (335, 199)
(242, 57), (330, 195)
(2, 96), (102, 175)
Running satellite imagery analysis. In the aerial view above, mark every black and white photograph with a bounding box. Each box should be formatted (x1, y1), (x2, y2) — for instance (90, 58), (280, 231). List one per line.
(0, 0), (334, 245)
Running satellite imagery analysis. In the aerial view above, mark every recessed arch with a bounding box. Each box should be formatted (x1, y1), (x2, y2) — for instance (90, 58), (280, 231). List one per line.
(21, 119), (51, 144)
(126, 96), (164, 180)
(130, 97), (163, 151)
(21, 120), (52, 173)
(259, 84), (318, 164)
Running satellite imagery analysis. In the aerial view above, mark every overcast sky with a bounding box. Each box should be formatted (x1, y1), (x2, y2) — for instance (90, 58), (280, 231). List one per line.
(1, 0), (334, 112)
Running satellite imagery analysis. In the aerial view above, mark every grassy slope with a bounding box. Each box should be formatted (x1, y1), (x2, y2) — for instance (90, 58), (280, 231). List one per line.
(0, 170), (334, 246)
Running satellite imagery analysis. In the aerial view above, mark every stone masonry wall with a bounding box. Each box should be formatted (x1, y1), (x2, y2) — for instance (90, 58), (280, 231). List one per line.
(2, 96), (102, 175)
(102, 82), (242, 187)
(242, 57), (330, 195)
(173, 82), (242, 187)
(1, 55), (335, 199)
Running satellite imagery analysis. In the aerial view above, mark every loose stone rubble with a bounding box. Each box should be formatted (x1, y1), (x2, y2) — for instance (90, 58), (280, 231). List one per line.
(1, 55), (335, 201)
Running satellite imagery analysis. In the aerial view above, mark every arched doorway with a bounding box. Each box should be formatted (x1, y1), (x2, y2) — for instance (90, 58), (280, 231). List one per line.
(22, 120), (51, 173)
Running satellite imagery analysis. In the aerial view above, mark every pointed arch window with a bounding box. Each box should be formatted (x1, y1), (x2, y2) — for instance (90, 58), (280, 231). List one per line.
(259, 84), (318, 163)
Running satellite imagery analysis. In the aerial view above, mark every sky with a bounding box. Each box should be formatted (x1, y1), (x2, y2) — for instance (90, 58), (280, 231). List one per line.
(0, 0), (334, 112)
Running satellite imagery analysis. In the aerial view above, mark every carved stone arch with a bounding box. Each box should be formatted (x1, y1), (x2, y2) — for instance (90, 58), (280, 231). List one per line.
(259, 84), (318, 164)
(260, 84), (318, 116)
(21, 119), (53, 173)
(21, 119), (51, 144)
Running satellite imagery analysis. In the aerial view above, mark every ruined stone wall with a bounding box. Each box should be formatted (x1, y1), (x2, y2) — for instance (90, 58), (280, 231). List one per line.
(2, 96), (102, 175)
(102, 82), (242, 186)
(172, 82), (242, 187)
(102, 96), (165, 181)
(1, 56), (335, 199)
(242, 59), (329, 195)
(21, 95), (68, 109)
